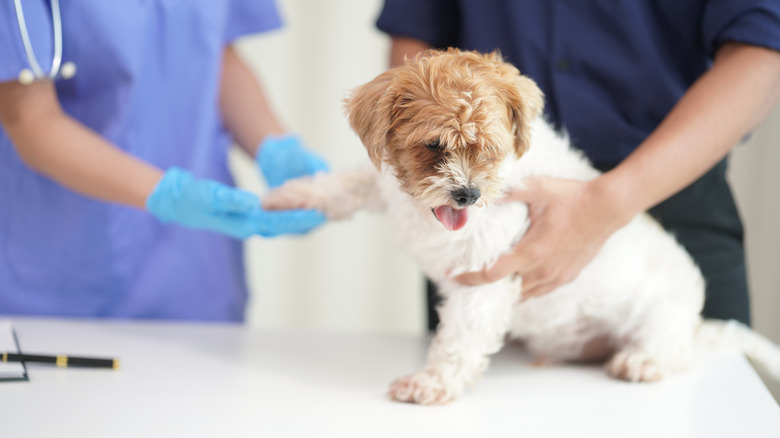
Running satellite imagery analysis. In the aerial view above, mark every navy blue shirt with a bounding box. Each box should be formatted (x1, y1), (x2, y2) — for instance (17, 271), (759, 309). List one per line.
(377, 0), (780, 166)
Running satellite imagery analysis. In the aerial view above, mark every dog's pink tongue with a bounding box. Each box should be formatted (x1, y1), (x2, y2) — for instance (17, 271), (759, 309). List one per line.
(434, 206), (468, 231)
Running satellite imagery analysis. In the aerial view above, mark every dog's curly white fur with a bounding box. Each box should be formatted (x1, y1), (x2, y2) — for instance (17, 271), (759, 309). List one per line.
(264, 49), (780, 405)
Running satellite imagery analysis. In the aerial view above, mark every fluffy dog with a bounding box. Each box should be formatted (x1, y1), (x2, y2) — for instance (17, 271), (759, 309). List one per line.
(264, 49), (780, 405)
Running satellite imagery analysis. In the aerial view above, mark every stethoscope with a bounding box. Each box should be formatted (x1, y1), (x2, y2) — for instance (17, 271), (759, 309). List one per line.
(13, 0), (76, 85)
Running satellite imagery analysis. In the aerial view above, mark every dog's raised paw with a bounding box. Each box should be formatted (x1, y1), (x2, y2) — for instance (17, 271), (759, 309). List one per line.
(606, 349), (667, 382)
(262, 179), (318, 211)
(388, 371), (461, 405)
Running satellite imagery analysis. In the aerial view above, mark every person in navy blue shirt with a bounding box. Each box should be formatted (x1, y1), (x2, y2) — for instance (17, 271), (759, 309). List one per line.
(376, 1), (780, 330)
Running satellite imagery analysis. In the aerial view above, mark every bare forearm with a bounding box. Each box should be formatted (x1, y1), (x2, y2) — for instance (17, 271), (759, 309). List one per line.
(13, 115), (161, 208)
(0, 82), (162, 209)
(220, 46), (285, 157)
(599, 43), (780, 216)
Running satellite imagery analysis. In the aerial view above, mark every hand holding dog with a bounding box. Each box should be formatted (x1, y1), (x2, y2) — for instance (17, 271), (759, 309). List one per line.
(454, 176), (635, 298)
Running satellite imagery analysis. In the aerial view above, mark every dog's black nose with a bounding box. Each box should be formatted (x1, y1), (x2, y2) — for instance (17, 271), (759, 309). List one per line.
(452, 186), (481, 207)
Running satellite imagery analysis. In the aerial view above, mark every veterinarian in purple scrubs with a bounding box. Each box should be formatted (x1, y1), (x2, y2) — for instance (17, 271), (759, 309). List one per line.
(0, 0), (327, 321)
(377, 0), (780, 329)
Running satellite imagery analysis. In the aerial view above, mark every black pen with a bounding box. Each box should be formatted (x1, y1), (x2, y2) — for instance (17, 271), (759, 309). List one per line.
(2, 352), (120, 370)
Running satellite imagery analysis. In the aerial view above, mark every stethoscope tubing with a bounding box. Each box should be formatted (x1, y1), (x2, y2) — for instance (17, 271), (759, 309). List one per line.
(13, 0), (65, 81)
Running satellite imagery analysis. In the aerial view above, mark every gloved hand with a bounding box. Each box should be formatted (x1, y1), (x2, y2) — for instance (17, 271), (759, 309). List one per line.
(256, 134), (329, 188)
(146, 167), (325, 239)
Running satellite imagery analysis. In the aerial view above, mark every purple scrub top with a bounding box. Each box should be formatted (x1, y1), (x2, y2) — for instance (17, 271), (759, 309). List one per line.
(0, 0), (282, 321)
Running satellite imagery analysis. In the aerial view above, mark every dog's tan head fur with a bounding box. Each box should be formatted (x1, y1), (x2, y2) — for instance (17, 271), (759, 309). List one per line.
(345, 49), (543, 230)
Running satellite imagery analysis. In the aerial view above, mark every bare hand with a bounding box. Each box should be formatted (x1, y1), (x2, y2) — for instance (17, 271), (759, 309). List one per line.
(454, 177), (634, 299)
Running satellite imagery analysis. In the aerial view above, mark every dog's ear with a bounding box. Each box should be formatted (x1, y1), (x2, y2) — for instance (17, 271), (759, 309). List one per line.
(492, 57), (544, 157)
(344, 69), (398, 169)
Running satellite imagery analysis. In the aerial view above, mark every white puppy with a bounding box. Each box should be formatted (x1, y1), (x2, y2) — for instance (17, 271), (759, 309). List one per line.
(264, 49), (780, 405)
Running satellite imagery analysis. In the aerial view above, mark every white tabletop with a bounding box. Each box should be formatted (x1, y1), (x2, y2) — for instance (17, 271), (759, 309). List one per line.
(1, 317), (779, 438)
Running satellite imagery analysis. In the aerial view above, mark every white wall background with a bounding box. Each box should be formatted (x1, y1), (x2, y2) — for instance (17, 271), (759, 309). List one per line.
(230, 0), (780, 357)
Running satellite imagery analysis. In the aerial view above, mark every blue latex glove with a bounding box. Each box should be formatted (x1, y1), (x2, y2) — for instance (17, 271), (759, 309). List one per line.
(256, 134), (329, 188)
(146, 168), (325, 239)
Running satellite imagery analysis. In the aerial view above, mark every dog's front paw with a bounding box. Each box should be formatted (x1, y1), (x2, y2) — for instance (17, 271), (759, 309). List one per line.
(263, 178), (320, 212)
(388, 370), (463, 405)
(606, 349), (667, 382)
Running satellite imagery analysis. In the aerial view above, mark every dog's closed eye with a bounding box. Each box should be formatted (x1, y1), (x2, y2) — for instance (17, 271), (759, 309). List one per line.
(425, 139), (445, 152)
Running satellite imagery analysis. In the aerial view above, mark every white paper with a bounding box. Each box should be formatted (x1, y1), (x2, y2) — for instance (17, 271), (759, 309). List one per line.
(0, 319), (26, 380)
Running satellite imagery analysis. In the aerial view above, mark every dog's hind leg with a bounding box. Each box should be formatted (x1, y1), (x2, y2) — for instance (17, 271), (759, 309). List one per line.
(388, 279), (520, 405)
(606, 312), (698, 382)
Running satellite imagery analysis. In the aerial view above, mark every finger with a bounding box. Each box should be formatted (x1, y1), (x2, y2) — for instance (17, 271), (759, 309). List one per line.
(520, 279), (558, 301)
(453, 253), (525, 286)
(253, 209), (327, 237)
(207, 208), (324, 239)
(192, 210), (263, 240)
(499, 178), (540, 203)
(288, 153), (329, 179)
(305, 154), (330, 174)
(501, 176), (560, 205)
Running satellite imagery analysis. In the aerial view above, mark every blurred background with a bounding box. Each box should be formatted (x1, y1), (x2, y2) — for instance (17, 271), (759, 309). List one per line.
(229, 0), (780, 362)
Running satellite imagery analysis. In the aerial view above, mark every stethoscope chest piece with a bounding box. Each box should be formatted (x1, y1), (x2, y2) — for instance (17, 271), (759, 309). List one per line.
(18, 61), (76, 85)
(14, 0), (77, 85)
(18, 68), (36, 86)
(60, 61), (77, 79)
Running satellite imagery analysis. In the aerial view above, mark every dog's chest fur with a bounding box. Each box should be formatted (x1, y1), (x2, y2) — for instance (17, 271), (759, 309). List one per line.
(380, 176), (523, 280)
